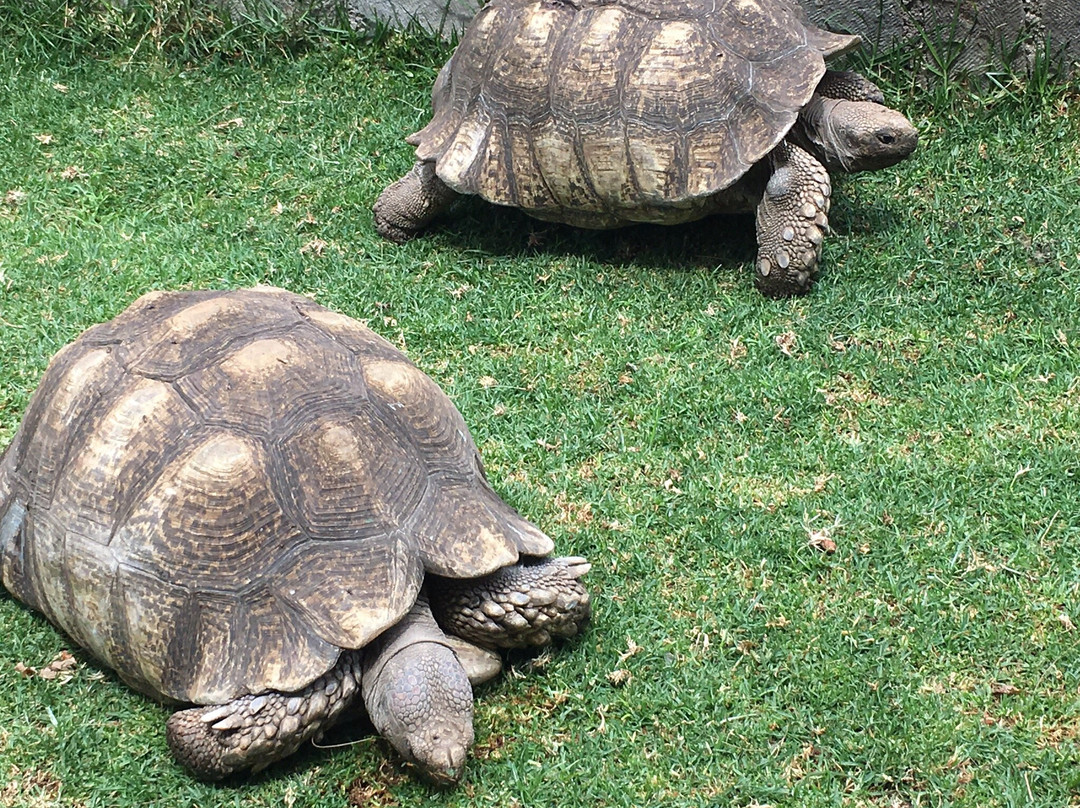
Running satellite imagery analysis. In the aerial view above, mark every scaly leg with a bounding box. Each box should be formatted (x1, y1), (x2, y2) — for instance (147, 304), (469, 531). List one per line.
(816, 69), (885, 103)
(428, 556), (591, 649)
(165, 651), (363, 780)
(754, 142), (831, 298)
(373, 161), (459, 243)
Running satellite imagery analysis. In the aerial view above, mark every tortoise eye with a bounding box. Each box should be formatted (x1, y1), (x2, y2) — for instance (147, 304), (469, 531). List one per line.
(878, 133), (896, 145)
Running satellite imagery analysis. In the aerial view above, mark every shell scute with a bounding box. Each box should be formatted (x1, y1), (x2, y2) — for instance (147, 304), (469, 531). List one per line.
(532, 118), (602, 213)
(282, 412), (427, 542)
(685, 123), (742, 197)
(435, 105), (495, 194)
(726, 93), (789, 164)
(297, 306), (403, 362)
(17, 346), (127, 512)
(485, 4), (573, 123)
(77, 289), (200, 348)
(114, 432), (302, 590)
(272, 534), (424, 653)
(202, 585), (342, 702)
(407, 481), (522, 577)
(625, 123), (684, 202)
(363, 358), (474, 474)
(174, 330), (363, 439)
(155, 583), (342, 704)
(709, 0), (810, 61)
(576, 121), (636, 208)
(623, 20), (714, 128)
(123, 290), (304, 380)
(116, 563), (196, 698)
(47, 377), (200, 548)
(550, 5), (637, 126)
(750, 48), (825, 112)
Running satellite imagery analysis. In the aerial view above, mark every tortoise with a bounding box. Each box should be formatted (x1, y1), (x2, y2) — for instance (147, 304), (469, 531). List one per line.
(373, 0), (918, 297)
(0, 286), (591, 784)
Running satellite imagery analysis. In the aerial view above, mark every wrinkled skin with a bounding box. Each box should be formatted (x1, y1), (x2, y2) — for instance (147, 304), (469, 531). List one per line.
(789, 71), (919, 173)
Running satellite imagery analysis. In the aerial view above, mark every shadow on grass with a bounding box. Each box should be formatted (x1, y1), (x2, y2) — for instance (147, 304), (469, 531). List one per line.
(827, 176), (917, 238)
(433, 198), (756, 271)
(410, 185), (915, 283)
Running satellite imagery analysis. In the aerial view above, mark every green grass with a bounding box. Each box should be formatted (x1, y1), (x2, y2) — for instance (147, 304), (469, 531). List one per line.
(1, 14), (1080, 808)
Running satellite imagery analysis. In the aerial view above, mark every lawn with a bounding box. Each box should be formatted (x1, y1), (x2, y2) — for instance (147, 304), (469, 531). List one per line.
(0, 9), (1079, 808)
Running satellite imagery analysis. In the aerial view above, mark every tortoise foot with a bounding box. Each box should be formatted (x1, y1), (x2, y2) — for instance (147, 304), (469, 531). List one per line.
(373, 161), (458, 243)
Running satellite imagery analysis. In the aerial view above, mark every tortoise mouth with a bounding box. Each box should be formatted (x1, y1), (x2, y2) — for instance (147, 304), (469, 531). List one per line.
(414, 762), (465, 788)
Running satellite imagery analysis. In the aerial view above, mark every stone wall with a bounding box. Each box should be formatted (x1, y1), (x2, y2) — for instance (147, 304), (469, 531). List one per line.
(801, 0), (1079, 75)
(237, 0), (1079, 76)
(236, 0), (477, 39)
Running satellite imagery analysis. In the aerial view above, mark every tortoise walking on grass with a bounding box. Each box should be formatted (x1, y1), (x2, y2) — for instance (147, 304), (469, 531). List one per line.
(0, 287), (590, 784)
(374, 0), (918, 297)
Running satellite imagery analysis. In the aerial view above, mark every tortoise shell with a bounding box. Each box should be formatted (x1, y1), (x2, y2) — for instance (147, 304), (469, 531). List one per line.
(0, 287), (551, 705)
(409, 0), (859, 226)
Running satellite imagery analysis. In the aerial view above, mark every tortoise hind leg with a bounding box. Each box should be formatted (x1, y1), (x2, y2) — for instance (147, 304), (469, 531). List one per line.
(165, 651), (363, 780)
(428, 556), (591, 649)
(373, 161), (459, 243)
(754, 142), (831, 298)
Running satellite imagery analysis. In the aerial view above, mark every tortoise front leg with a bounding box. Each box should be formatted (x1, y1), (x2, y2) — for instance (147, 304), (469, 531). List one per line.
(165, 650), (363, 780)
(428, 556), (591, 649)
(815, 69), (886, 103)
(373, 161), (459, 243)
(754, 142), (831, 298)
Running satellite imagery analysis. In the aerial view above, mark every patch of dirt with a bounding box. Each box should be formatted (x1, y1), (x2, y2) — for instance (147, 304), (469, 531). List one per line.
(345, 759), (408, 807)
(1, 766), (62, 808)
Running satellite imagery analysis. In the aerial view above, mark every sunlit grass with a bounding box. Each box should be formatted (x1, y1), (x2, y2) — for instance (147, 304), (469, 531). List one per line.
(1, 11), (1079, 808)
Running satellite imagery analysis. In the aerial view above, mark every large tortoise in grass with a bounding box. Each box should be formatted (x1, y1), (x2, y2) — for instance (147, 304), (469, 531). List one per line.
(0, 286), (591, 784)
(374, 0), (918, 297)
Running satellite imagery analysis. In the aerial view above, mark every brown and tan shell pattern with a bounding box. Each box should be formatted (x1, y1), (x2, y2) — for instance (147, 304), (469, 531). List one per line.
(0, 287), (552, 706)
(410, 0), (859, 227)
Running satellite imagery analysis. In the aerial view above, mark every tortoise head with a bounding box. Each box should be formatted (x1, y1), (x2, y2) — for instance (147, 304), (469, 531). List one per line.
(794, 97), (919, 173)
(384, 648), (477, 786)
(367, 639), (476, 787)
